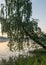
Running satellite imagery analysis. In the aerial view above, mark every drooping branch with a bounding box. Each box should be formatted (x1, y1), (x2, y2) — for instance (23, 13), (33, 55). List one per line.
(0, 17), (46, 49)
(22, 26), (46, 49)
(0, 0), (46, 51)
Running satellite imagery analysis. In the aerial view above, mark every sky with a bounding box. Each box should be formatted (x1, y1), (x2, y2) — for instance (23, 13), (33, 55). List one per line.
(0, 0), (46, 33)
(32, 0), (46, 33)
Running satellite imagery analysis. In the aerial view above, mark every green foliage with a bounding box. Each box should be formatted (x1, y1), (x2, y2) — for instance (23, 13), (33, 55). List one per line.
(0, 55), (46, 65)
(1, 0), (32, 50)
(1, 0), (46, 50)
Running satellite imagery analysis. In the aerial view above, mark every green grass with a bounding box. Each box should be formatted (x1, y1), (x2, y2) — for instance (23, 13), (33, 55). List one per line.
(0, 54), (46, 65)
(0, 49), (46, 65)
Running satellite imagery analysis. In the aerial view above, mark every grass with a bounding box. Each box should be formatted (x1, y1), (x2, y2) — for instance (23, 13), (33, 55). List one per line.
(0, 54), (46, 65)
(0, 48), (46, 65)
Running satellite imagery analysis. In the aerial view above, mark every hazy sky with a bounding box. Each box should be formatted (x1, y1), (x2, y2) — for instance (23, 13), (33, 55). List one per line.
(0, 0), (46, 33)
(32, 0), (46, 33)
